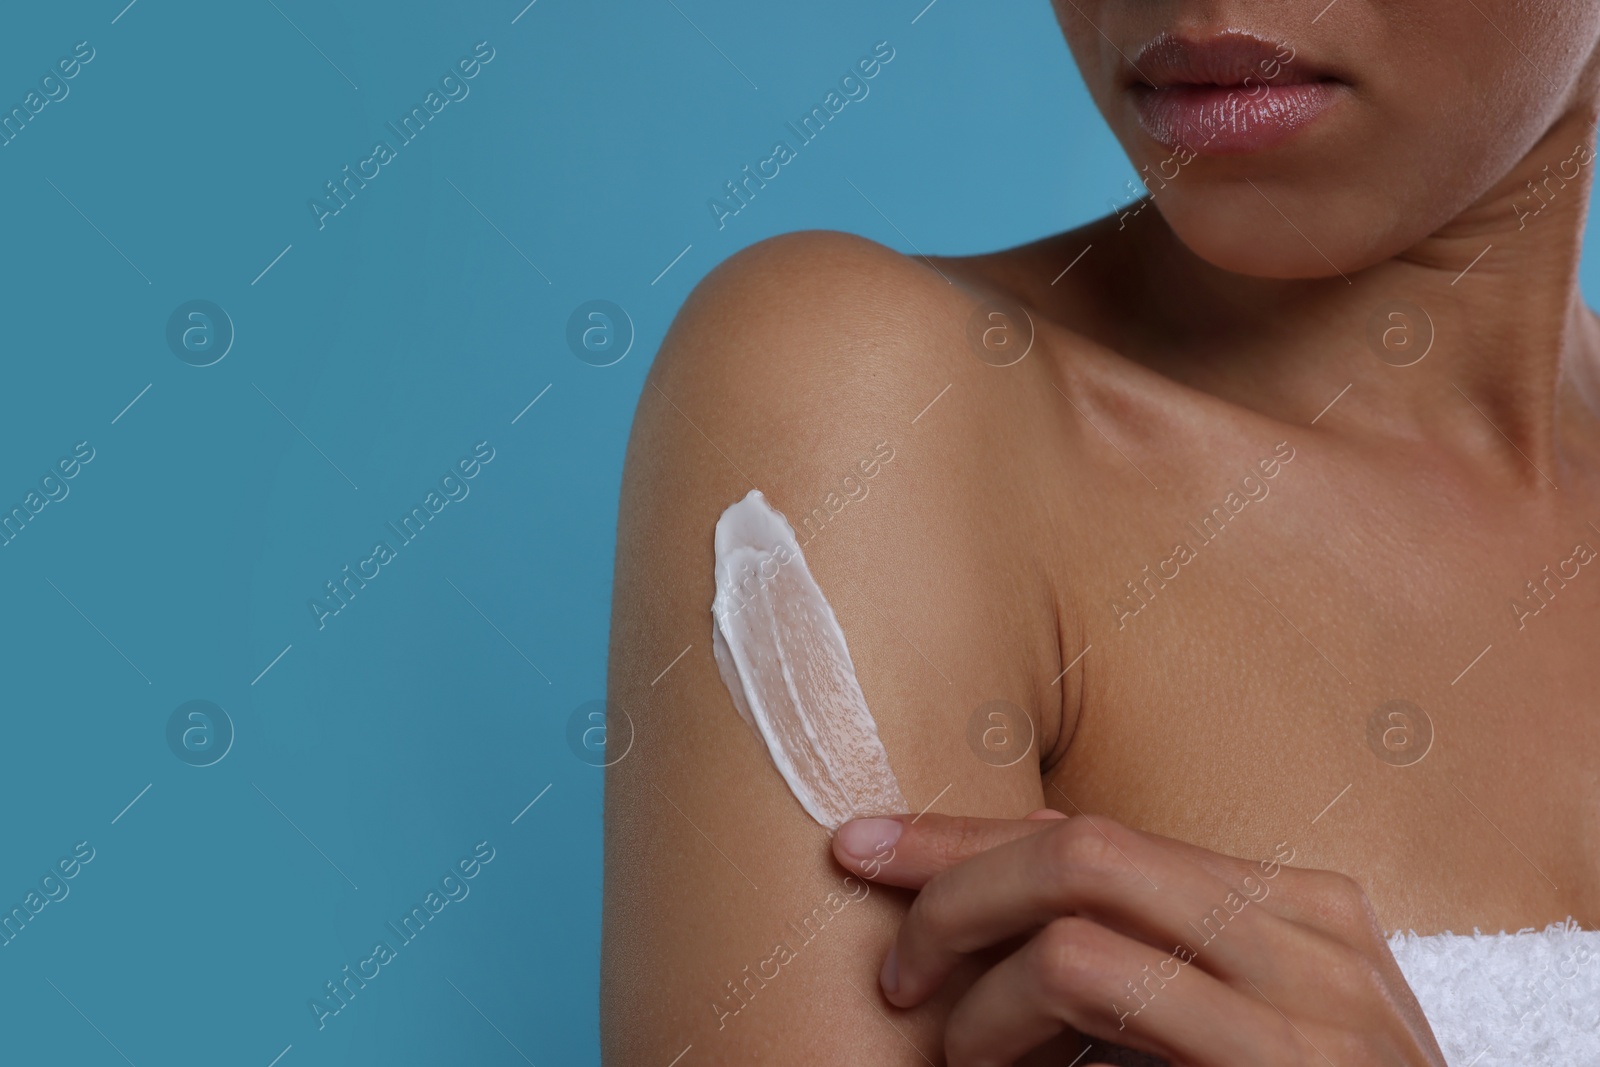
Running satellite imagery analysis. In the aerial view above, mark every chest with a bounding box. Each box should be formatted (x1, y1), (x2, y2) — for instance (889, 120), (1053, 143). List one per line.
(1049, 469), (1600, 934)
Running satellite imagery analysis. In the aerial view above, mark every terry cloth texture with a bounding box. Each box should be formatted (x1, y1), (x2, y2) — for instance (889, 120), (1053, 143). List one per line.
(1389, 919), (1600, 1066)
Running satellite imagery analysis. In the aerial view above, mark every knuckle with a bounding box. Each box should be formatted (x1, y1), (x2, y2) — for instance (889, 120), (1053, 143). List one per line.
(1042, 817), (1126, 880)
(1307, 870), (1381, 938)
(1030, 916), (1102, 999)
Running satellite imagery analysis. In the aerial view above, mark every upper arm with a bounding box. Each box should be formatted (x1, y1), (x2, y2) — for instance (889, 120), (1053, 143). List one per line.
(600, 232), (1063, 1063)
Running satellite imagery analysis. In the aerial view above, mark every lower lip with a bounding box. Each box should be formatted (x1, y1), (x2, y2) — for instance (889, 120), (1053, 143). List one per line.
(1132, 82), (1340, 154)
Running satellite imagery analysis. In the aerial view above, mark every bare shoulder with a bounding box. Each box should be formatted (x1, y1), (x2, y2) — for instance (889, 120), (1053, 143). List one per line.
(633, 227), (1109, 563)
(626, 227), (1075, 663)
(623, 229), (1071, 749)
(646, 229), (970, 427)
(603, 231), (1066, 1063)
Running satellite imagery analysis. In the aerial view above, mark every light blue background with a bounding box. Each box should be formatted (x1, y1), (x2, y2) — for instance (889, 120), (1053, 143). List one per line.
(1, 1), (1596, 1064)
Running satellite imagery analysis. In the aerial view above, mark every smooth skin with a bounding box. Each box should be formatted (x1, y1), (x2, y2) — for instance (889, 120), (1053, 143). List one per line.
(603, 0), (1600, 1063)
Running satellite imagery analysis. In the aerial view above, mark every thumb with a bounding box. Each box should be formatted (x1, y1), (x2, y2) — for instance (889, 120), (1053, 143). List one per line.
(831, 808), (1068, 889)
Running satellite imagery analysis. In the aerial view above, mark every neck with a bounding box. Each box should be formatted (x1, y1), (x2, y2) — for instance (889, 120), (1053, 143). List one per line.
(1113, 107), (1600, 485)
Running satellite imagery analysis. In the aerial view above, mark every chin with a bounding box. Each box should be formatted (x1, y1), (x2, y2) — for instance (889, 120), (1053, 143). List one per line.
(1150, 184), (1420, 280)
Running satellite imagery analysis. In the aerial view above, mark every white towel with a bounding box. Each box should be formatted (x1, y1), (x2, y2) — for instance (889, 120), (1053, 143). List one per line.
(1389, 920), (1600, 1065)
(1081, 921), (1600, 1066)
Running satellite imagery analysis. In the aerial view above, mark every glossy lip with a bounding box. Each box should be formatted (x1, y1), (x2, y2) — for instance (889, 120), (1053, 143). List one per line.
(1126, 31), (1345, 155)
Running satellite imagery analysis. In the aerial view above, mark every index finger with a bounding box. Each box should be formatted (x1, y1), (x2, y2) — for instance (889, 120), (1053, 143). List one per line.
(836, 810), (1300, 898)
(831, 809), (1067, 888)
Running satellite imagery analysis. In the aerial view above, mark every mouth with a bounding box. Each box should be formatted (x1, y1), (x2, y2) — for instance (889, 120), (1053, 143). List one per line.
(1126, 31), (1345, 155)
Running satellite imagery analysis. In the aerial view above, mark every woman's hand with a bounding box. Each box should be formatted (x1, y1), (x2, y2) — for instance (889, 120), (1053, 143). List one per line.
(831, 810), (1446, 1067)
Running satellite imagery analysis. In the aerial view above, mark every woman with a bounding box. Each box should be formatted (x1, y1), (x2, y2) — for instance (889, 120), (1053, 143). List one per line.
(603, 0), (1600, 1062)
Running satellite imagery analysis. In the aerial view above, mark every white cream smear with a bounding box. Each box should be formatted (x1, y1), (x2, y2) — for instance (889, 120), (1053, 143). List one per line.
(711, 490), (907, 831)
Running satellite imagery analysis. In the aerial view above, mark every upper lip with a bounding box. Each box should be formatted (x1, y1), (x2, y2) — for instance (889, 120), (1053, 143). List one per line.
(1128, 30), (1333, 90)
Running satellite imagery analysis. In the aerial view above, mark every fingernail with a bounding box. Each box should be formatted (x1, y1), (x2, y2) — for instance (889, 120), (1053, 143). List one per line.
(880, 944), (899, 997)
(837, 817), (903, 861)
